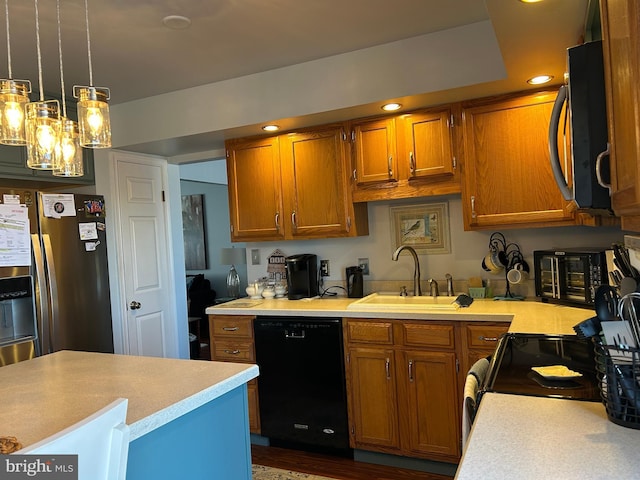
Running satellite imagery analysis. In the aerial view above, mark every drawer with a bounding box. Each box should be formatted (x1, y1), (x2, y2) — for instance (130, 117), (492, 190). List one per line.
(345, 320), (394, 345)
(466, 324), (509, 348)
(210, 315), (254, 338)
(401, 323), (455, 348)
(212, 340), (255, 362)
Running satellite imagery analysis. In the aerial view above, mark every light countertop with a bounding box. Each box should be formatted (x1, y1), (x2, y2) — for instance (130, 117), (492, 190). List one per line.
(455, 393), (640, 480)
(207, 296), (594, 335)
(0, 350), (259, 446)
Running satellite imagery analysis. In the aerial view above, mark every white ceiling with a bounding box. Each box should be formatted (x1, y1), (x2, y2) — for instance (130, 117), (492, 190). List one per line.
(0, 0), (596, 159)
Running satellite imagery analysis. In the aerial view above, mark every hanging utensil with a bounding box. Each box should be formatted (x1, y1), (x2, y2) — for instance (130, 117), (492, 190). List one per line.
(595, 285), (620, 322)
(618, 293), (640, 347)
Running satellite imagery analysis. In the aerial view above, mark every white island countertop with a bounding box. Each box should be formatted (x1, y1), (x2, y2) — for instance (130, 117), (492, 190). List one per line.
(455, 393), (640, 480)
(207, 296), (594, 335)
(0, 350), (259, 446)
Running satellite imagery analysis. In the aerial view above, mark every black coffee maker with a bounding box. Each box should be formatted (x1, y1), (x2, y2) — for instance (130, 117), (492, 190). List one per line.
(285, 254), (319, 299)
(346, 266), (364, 298)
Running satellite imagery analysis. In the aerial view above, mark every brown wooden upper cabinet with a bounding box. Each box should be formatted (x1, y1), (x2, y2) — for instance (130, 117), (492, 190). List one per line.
(350, 107), (461, 202)
(226, 136), (285, 241)
(600, 0), (640, 231)
(461, 90), (577, 230)
(226, 126), (368, 242)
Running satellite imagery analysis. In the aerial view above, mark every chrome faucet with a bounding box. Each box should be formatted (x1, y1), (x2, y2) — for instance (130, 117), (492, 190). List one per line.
(429, 278), (439, 297)
(392, 245), (422, 296)
(445, 273), (454, 296)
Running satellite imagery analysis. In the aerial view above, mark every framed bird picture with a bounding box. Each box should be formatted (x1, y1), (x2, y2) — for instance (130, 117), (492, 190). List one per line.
(390, 202), (451, 254)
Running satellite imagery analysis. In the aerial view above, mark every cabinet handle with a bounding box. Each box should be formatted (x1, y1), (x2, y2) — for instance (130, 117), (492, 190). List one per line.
(471, 196), (477, 219)
(353, 168), (357, 182)
(595, 143), (612, 195)
(291, 211), (297, 230)
(274, 212), (280, 231)
(223, 326), (239, 331)
(346, 216), (351, 232)
(388, 156), (393, 177)
(409, 151), (415, 176)
(385, 358), (391, 379)
(478, 336), (498, 342)
(408, 360), (414, 382)
(224, 349), (241, 355)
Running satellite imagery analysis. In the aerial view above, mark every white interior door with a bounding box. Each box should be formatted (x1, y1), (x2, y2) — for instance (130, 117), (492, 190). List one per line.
(113, 152), (175, 357)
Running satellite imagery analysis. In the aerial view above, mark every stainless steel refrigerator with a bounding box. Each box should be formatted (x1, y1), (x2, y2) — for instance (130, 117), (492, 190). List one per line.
(0, 188), (113, 366)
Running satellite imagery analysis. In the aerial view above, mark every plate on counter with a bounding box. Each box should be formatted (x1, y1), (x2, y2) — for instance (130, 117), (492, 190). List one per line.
(531, 365), (583, 380)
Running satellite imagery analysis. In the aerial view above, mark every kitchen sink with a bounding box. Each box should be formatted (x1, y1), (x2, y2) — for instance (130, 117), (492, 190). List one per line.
(347, 292), (460, 311)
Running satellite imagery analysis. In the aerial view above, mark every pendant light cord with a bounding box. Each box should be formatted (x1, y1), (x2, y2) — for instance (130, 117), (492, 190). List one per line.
(4, 0), (11, 78)
(34, 0), (43, 101)
(56, 0), (66, 117)
(83, 0), (93, 87)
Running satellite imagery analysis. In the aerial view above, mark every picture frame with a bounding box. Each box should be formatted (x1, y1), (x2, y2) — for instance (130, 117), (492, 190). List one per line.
(390, 202), (451, 254)
(182, 194), (208, 270)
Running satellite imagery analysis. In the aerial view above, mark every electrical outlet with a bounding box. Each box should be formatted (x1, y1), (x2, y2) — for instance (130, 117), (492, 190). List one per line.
(320, 259), (330, 276)
(251, 249), (261, 265)
(358, 257), (370, 275)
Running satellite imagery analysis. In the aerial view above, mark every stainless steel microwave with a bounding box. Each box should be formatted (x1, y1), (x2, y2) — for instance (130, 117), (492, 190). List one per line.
(533, 249), (609, 308)
(548, 40), (611, 213)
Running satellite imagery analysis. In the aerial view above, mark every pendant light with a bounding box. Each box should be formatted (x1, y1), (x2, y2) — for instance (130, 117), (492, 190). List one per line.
(53, 0), (82, 177)
(74, 0), (111, 148)
(0, 0), (30, 145)
(26, 0), (61, 170)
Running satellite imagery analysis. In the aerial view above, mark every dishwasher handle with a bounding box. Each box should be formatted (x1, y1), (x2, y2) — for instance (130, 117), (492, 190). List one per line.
(285, 329), (306, 339)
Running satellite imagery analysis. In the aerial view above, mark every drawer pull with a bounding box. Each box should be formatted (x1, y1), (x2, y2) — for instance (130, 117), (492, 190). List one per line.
(224, 349), (241, 355)
(222, 326), (240, 331)
(479, 336), (498, 342)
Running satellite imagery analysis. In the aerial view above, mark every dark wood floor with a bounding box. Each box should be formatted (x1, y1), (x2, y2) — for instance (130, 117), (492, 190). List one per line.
(251, 445), (455, 480)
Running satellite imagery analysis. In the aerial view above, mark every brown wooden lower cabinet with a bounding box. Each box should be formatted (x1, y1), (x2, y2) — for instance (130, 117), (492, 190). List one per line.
(209, 314), (260, 434)
(344, 318), (461, 463)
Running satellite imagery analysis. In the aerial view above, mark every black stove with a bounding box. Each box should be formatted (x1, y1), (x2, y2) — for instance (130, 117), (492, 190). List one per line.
(481, 333), (600, 402)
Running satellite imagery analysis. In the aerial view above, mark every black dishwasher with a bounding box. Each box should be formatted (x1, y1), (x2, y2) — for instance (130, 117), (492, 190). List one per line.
(254, 316), (351, 455)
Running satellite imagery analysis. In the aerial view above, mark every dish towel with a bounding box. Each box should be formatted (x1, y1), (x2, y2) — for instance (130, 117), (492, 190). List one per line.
(461, 357), (490, 448)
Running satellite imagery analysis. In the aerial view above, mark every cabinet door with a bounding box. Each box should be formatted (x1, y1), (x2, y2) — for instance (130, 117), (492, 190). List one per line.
(401, 109), (454, 179)
(346, 347), (400, 450)
(226, 136), (284, 241)
(352, 117), (398, 184)
(399, 349), (460, 459)
(600, 0), (640, 225)
(280, 127), (352, 239)
(462, 91), (575, 230)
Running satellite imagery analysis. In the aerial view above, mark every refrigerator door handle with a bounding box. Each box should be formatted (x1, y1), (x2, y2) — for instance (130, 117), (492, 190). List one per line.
(31, 234), (50, 355)
(42, 234), (59, 353)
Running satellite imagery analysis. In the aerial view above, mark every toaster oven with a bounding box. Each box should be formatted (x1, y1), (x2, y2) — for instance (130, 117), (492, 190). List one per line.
(533, 248), (609, 308)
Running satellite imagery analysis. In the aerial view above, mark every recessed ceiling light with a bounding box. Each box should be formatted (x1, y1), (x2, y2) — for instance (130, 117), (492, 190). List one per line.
(519, 0), (544, 3)
(381, 103), (402, 112)
(527, 75), (554, 85)
(262, 125), (280, 132)
(162, 15), (192, 30)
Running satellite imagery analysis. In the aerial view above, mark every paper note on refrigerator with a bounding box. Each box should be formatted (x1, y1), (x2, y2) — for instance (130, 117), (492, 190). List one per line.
(78, 222), (99, 240)
(42, 194), (76, 218)
(0, 203), (30, 266)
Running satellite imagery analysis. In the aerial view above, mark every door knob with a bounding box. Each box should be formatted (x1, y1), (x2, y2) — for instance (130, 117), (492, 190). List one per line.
(129, 301), (141, 310)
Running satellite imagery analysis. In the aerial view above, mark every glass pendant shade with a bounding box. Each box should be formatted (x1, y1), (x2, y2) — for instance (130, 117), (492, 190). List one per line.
(26, 100), (61, 170)
(75, 86), (111, 148)
(0, 79), (29, 145)
(53, 118), (83, 177)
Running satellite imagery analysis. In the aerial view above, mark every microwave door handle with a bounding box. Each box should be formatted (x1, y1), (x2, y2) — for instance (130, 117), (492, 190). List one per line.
(548, 85), (573, 201)
(595, 143), (612, 195)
